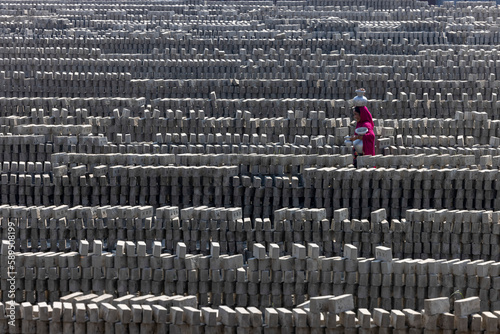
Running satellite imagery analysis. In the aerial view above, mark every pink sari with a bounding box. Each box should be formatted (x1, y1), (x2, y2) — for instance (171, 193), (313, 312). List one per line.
(356, 106), (375, 156)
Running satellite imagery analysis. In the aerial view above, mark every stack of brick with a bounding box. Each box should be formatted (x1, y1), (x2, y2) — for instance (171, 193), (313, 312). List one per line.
(3, 236), (500, 311)
(2, 205), (500, 262)
(3, 0), (500, 331)
(3, 295), (496, 334)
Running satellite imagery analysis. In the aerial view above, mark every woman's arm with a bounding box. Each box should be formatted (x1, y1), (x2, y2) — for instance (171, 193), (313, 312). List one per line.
(350, 134), (363, 140)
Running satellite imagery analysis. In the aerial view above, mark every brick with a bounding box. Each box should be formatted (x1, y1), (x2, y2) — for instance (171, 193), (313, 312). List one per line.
(454, 297), (480, 317)
(328, 295), (354, 314)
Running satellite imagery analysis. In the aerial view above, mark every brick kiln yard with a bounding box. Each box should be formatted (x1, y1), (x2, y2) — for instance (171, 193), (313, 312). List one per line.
(1, 0), (500, 333)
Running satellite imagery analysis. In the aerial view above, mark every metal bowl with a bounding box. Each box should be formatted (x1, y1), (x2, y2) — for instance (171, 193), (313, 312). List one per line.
(353, 139), (363, 154)
(355, 127), (368, 135)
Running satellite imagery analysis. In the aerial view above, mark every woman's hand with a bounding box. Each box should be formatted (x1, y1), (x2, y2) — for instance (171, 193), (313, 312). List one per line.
(350, 134), (362, 140)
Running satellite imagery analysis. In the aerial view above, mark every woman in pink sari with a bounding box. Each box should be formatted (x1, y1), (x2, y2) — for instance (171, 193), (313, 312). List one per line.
(350, 106), (375, 166)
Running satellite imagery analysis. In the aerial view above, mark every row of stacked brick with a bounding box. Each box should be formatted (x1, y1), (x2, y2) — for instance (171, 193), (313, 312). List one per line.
(2, 110), (500, 163)
(17, 48), (500, 82)
(1, 39), (499, 66)
(51, 152), (493, 176)
(1, 204), (499, 261)
(5, 109), (500, 145)
(1, 294), (493, 334)
(2, 82), (500, 119)
(1, 107), (491, 137)
(2, 136), (496, 166)
(0, 97), (145, 117)
(2, 164), (500, 218)
(1, 4), (500, 106)
(0, 121), (496, 163)
(127, 77), (500, 104)
(148, 96), (500, 119)
(3, 45), (500, 81)
(6, 64), (500, 106)
(0, 95), (498, 121)
(0, 137), (490, 165)
(2, 232), (500, 316)
(25, 166), (500, 216)
(45, 109), (500, 141)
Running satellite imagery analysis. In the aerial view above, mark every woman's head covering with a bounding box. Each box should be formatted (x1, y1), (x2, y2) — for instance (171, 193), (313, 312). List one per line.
(354, 106), (374, 128)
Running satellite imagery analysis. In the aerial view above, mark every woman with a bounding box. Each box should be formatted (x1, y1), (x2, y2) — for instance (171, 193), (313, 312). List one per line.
(351, 106), (375, 166)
